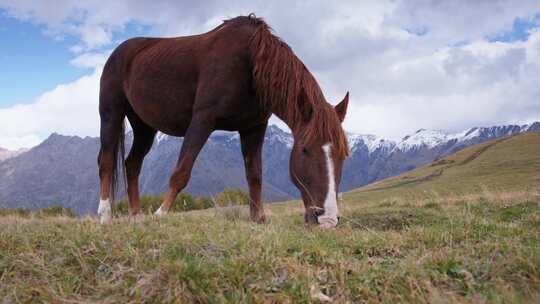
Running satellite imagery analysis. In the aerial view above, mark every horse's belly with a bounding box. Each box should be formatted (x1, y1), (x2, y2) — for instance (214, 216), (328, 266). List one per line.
(125, 48), (199, 136)
(136, 108), (192, 137)
(127, 82), (195, 136)
(215, 107), (270, 131)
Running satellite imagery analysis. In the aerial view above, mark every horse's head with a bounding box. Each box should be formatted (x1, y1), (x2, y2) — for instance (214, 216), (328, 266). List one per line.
(290, 92), (349, 228)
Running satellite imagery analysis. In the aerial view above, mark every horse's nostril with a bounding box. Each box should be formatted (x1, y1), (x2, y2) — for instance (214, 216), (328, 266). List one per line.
(305, 211), (319, 224)
(306, 207), (325, 224)
(313, 212), (319, 224)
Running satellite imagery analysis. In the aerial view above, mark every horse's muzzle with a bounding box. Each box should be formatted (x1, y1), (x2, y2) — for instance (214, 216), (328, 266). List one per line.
(306, 208), (340, 225)
(304, 210), (320, 224)
(305, 206), (323, 223)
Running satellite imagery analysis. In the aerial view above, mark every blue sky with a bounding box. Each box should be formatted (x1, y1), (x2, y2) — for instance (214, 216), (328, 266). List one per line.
(0, 12), (151, 107)
(489, 13), (540, 42)
(0, 14), (86, 106)
(0, 1), (540, 150)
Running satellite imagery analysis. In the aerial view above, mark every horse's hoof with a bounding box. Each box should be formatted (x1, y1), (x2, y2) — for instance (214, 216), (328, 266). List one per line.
(251, 213), (266, 224)
(131, 213), (143, 223)
(154, 205), (167, 216)
(98, 199), (112, 225)
(249, 210), (266, 224)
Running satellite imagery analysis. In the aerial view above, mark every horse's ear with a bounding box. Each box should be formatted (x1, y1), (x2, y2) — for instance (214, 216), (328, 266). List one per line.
(335, 92), (349, 122)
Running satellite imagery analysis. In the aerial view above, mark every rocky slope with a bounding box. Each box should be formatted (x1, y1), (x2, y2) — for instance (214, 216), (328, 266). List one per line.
(0, 147), (27, 162)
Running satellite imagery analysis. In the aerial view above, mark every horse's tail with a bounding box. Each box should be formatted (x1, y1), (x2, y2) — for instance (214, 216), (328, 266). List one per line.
(110, 121), (126, 203)
(98, 41), (130, 205)
(97, 119), (126, 204)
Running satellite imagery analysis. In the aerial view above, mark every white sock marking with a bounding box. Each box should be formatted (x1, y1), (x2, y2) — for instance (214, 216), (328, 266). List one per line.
(154, 205), (166, 216)
(98, 198), (112, 224)
(318, 143), (339, 228)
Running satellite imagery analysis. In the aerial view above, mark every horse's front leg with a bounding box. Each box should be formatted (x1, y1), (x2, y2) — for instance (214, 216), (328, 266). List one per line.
(155, 114), (214, 215)
(240, 123), (268, 223)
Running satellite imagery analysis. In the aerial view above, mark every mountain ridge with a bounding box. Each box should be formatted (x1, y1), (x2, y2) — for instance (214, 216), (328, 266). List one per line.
(0, 122), (538, 214)
(0, 147), (28, 162)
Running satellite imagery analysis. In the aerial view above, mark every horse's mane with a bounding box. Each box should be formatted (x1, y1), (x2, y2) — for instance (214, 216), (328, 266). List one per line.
(227, 15), (349, 158)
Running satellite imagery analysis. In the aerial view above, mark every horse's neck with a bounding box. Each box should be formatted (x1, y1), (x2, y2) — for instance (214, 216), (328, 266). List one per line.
(277, 115), (308, 142)
(271, 111), (304, 138)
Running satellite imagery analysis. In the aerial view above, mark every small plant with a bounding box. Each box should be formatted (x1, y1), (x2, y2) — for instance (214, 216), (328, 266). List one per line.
(0, 205), (74, 217)
(36, 205), (75, 217)
(422, 201), (441, 209)
(0, 207), (31, 217)
(214, 188), (250, 207)
(221, 205), (249, 222)
(111, 189), (249, 215)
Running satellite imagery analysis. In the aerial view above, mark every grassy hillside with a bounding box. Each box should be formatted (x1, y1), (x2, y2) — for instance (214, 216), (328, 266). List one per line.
(1, 133), (539, 303)
(345, 132), (540, 203)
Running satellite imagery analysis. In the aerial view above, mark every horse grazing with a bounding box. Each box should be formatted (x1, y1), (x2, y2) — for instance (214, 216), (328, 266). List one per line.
(97, 15), (350, 228)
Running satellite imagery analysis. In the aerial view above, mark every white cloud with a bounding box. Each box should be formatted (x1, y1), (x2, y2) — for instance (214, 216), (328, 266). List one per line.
(388, 0), (540, 43)
(0, 134), (42, 150)
(0, 67), (102, 149)
(0, 0), (540, 148)
(69, 51), (110, 69)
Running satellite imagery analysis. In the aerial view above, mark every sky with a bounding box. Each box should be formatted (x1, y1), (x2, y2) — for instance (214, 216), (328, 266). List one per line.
(1, 0), (540, 150)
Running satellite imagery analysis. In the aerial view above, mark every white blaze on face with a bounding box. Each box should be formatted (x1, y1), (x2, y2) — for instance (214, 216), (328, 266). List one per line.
(318, 143), (339, 228)
(98, 198), (112, 225)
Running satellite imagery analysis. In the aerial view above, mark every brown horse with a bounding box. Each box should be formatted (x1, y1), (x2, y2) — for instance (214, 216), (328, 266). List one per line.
(97, 15), (349, 228)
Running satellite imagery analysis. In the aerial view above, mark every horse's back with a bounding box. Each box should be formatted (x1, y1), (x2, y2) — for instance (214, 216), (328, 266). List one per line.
(102, 37), (160, 81)
(101, 19), (262, 135)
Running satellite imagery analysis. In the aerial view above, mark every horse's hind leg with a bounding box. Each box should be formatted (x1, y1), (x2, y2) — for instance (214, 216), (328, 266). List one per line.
(98, 89), (127, 224)
(155, 113), (215, 214)
(125, 108), (156, 217)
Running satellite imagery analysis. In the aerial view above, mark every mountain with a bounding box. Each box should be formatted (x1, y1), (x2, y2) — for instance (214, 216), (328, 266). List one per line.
(345, 131), (540, 203)
(0, 122), (539, 214)
(0, 147), (27, 162)
(0, 127), (294, 215)
(0, 134), (101, 214)
(341, 121), (540, 190)
(137, 127), (294, 202)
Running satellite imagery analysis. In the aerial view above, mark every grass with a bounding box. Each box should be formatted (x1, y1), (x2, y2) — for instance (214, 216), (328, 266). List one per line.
(112, 189), (250, 216)
(0, 204), (75, 218)
(0, 133), (539, 303)
(1, 192), (538, 303)
(346, 132), (540, 204)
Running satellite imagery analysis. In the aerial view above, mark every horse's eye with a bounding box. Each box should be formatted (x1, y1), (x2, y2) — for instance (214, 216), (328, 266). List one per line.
(302, 148), (310, 155)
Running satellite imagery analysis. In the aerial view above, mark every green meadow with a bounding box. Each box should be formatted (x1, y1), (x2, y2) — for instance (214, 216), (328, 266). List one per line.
(1, 133), (539, 303)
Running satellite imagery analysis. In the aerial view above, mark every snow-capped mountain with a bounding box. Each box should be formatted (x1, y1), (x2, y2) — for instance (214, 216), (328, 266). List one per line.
(348, 134), (395, 154)
(1, 122), (538, 214)
(396, 129), (452, 152)
(340, 122), (540, 190)
(397, 122), (540, 152)
(346, 122), (540, 155)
